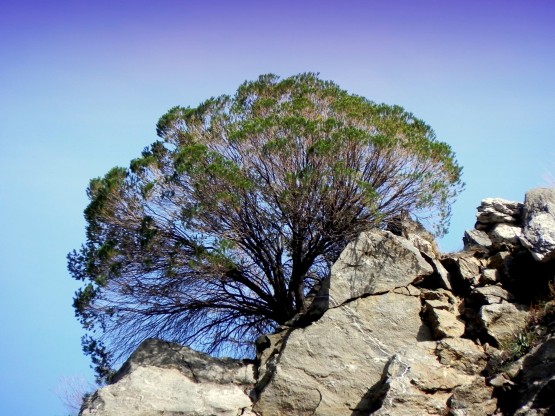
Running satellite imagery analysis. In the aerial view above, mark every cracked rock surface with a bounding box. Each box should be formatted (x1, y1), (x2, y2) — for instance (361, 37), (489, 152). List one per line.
(80, 188), (555, 416)
(81, 339), (256, 416)
(253, 292), (429, 415)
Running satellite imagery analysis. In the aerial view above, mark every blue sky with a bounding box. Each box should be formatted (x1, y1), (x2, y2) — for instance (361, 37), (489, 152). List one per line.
(1, 1), (554, 414)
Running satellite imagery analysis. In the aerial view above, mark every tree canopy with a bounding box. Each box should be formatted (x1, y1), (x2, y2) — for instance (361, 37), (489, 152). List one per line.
(68, 73), (463, 380)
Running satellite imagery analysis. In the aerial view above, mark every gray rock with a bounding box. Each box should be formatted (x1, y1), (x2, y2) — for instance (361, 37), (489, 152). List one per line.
(80, 340), (255, 416)
(472, 285), (513, 305)
(386, 214), (440, 259)
(519, 188), (555, 262)
(476, 197), (523, 226)
(328, 230), (433, 307)
(114, 338), (255, 385)
(81, 366), (256, 416)
(488, 251), (511, 269)
(425, 256), (453, 290)
(512, 337), (555, 416)
(253, 292), (432, 415)
(464, 229), (493, 250)
(436, 338), (488, 375)
(490, 223), (523, 247)
(407, 232), (442, 260)
(458, 255), (483, 286)
(442, 252), (484, 288)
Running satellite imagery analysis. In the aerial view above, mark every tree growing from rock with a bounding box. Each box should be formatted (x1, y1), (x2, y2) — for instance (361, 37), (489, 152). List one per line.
(68, 73), (464, 380)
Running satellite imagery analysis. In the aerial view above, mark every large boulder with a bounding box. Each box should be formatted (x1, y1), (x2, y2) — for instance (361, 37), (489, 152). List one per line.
(519, 188), (555, 262)
(328, 229), (433, 307)
(253, 292), (431, 415)
(80, 339), (255, 416)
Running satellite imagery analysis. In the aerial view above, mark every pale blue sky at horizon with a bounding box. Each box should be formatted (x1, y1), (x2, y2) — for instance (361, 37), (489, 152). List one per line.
(1, 1), (554, 414)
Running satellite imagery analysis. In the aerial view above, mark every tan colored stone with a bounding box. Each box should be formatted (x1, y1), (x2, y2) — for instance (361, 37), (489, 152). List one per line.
(436, 338), (487, 374)
(81, 366), (255, 416)
(328, 230), (433, 307)
(448, 377), (497, 416)
(373, 343), (476, 416)
(254, 293), (431, 415)
(479, 302), (529, 345)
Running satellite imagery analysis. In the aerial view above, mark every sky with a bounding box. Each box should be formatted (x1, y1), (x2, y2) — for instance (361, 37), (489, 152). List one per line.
(1, 1), (554, 414)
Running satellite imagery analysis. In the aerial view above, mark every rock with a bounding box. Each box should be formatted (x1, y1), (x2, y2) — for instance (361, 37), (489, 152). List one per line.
(253, 292), (432, 415)
(78, 189), (555, 416)
(488, 373), (514, 387)
(488, 251), (511, 270)
(511, 337), (555, 416)
(490, 223), (522, 248)
(386, 213), (441, 259)
(436, 338), (488, 375)
(81, 366), (256, 416)
(422, 292), (466, 339)
(80, 340), (255, 416)
(463, 229), (493, 251)
(448, 377), (497, 416)
(407, 232), (442, 260)
(328, 229), (433, 307)
(479, 302), (529, 346)
(475, 197), (523, 227)
(421, 288), (459, 304)
(425, 306), (466, 339)
(113, 338), (255, 385)
(371, 343), (477, 416)
(420, 255), (453, 290)
(480, 268), (501, 285)
(471, 285), (513, 305)
(519, 188), (555, 262)
(442, 252), (484, 291)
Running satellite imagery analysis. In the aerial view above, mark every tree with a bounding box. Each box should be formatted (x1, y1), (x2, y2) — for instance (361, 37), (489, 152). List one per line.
(68, 73), (463, 380)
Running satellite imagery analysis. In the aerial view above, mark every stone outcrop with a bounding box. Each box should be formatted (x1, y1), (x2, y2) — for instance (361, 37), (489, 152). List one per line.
(519, 188), (555, 262)
(80, 188), (555, 416)
(475, 197), (523, 229)
(328, 229), (433, 307)
(80, 339), (256, 416)
(253, 291), (430, 415)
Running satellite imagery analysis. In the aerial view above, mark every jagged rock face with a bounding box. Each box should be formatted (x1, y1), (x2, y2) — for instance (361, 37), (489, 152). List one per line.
(520, 188), (555, 262)
(512, 336), (555, 415)
(253, 291), (431, 415)
(253, 232), (493, 415)
(464, 229), (493, 251)
(475, 197), (523, 229)
(80, 339), (256, 416)
(328, 229), (433, 307)
(80, 189), (555, 416)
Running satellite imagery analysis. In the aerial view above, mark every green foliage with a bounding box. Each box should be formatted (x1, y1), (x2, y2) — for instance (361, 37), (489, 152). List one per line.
(69, 73), (464, 381)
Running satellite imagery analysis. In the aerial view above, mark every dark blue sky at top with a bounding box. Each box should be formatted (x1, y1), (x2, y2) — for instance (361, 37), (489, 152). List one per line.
(1, 1), (554, 414)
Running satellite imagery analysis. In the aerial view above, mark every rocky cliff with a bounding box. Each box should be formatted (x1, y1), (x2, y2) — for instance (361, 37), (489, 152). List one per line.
(80, 188), (555, 416)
